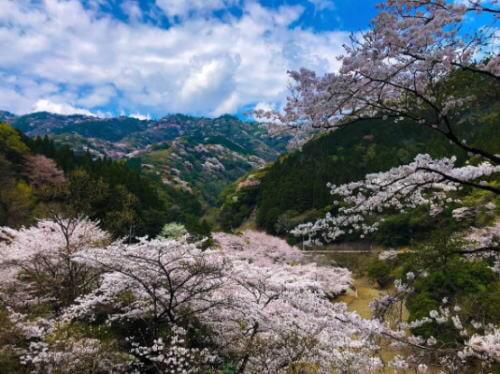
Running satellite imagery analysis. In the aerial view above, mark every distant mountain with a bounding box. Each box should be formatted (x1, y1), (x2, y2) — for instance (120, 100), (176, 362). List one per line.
(0, 111), (150, 141)
(0, 111), (17, 123)
(0, 111), (290, 205)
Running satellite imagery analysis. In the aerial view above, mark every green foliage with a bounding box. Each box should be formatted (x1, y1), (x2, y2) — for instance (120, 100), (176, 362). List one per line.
(45, 322), (117, 346)
(373, 206), (464, 247)
(219, 364), (237, 374)
(407, 257), (497, 342)
(218, 181), (260, 231)
(0, 124), (208, 238)
(0, 123), (29, 163)
(367, 259), (394, 288)
(0, 307), (26, 373)
(392, 235), (500, 346)
(0, 124), (29, 156)
(4, 181), (35, 227)
(0, 146), (36, 227)
(158, 222), (188, 239)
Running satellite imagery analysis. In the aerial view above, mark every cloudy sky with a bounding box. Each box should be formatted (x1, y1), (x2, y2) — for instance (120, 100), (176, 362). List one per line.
(0, 0), (489, 119)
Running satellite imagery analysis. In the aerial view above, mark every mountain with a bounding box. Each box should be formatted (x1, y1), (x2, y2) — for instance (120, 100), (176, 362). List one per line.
(0, 111), (150, 141)
(0, 112), (291, 205)
(0, 111), (17, 123)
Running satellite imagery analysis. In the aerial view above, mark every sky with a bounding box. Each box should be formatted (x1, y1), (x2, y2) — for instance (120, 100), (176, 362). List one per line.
(0, 0), (492, 119)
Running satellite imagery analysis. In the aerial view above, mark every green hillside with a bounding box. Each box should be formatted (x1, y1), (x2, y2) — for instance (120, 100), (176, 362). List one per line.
(219, 106), (499, 242)
(0, 124), (207, 239)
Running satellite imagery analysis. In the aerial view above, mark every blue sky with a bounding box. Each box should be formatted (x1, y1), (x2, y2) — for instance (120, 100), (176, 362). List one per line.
(0, 0), (492, 119)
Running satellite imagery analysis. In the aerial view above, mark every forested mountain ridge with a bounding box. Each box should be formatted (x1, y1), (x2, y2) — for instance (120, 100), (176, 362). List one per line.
(0, 112), (290, 205)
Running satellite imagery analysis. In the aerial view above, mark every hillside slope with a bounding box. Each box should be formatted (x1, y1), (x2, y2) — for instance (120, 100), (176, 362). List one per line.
(0, 123), (207, 238)
(219, 115), (499, 241)
(0, 112), (290, 205)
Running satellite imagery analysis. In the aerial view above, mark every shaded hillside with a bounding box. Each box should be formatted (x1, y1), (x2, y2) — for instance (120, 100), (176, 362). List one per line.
(219, 115), (499, 240)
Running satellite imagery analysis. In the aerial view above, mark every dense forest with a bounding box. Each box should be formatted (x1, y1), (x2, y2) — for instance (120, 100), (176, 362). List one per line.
(0, 124), (208, 239)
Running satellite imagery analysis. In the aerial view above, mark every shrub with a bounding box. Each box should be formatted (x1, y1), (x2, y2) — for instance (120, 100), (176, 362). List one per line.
(367, 259), (394, 288)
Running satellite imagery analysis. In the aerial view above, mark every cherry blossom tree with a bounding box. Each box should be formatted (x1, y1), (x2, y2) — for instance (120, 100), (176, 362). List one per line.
(0, 216), (109, 312)
(291, 154), (500, 244)
(127, 326), (217, 373)
(257, 0), (499, 209)
(23, 154), (66, 190)
(66, 237), (228, 329)
(62, 231), (387, 372)
(213, 230), (353, 296)
(21, 336), (128, 374)
(261, 0), (499, 155)
(1, 219), (498, 372)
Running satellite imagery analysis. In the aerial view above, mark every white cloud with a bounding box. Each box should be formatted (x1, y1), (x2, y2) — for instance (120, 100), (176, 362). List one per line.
(155, 0), (240, 19)
(33, 99), (97, 116)
(0, 0), (349, 117)
(254, 102), (275, 112)
(130, 112), (152, 121)
(121, 0), (144, 22)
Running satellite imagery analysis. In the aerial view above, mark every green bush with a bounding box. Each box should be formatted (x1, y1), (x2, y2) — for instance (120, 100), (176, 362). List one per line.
(367, 259), (394, 288)
(406, 257), (497, 342)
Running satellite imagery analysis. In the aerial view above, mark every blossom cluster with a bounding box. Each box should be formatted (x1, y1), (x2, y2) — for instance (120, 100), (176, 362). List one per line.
(292, 154), (499, 243)
(1, 217), (498, 372)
